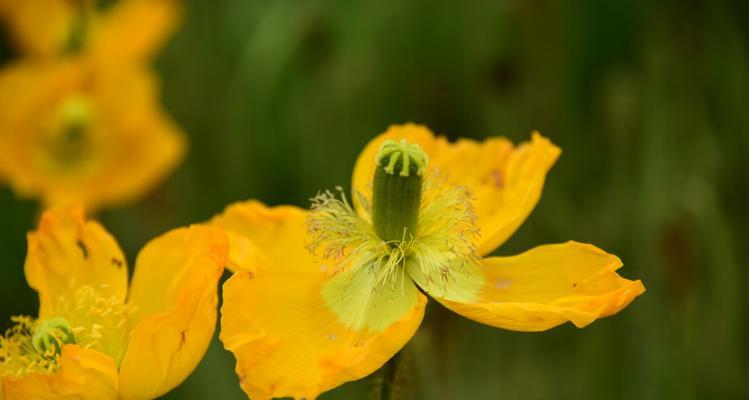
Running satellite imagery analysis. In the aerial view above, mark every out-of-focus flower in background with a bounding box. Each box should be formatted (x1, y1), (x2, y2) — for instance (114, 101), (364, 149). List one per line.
(0, 61), (184, 210)
(0, 0), (179, 62)
(0, 208), (227, 399)
(213, 124), (645, 399)
(0, 0), (185, 211)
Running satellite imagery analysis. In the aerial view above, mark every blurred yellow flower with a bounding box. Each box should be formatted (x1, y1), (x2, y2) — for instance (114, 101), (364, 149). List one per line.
(0, 59), (185, 210)
(0, 0), (185, 210)
(0, 207), (228, 400)
(0, 0), (180, 63)
(213, 124), (646, 400)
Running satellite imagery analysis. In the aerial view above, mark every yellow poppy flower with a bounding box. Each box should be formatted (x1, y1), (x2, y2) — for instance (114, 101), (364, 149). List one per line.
(213, 124), (646, 400)
(0, 0), (180, 62)
(0, 207), (228, 399)
(0, 57), (185, 210)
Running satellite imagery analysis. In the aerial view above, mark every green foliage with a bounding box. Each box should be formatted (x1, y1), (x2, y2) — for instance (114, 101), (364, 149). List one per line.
(1, 0), (747, 398)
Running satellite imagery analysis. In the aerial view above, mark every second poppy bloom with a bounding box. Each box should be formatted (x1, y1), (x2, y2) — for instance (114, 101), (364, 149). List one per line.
(0, 208), (228, 399)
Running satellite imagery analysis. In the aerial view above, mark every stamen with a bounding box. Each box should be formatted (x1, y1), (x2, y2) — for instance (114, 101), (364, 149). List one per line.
(32, 317), (76, 356)
(308, 187), (378, 271)
(307, 142), (478, 293)
(308, 189), (412, 286)
(0, 316), (62, 378)
(0, 284), (134, 379)
(409, 177), (480, 288)
(52, 284), (133, 361)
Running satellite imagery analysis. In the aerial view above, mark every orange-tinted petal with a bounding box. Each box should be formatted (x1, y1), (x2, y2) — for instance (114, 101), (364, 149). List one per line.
(352, 124), (560, 255)
(117, 225), (227, 400)
(25, 207), (128, 320)
(90, 0), (181, 66)
(1, 345), (118, 400)
(210, 200), (311, 272)
(221, 268), (426, 400)
(0, 0), (72, 57)
(409, 242), (645, 332)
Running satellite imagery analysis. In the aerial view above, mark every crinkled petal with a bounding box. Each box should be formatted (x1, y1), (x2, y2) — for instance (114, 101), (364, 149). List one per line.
(408, 242), (645, 332)
(25, 207), (128, 320)
(221, 267), (426, 400)
(117, 225), (228, 400)
(210, 200), (311, 272)
(352, 124), (560, 255)
(213, 200), (426, 398)
(1, 345), (118, 400)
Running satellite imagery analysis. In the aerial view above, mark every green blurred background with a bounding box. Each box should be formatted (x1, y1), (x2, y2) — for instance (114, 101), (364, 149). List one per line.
(2, 0), (748, 398)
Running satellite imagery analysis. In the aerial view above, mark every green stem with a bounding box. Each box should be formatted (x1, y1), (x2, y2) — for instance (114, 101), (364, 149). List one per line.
(379, 352), (402, 400)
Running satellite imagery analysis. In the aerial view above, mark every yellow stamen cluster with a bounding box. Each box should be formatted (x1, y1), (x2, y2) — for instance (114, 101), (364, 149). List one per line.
(0, 316), (64, 378)
(52, 284), (133, 362)
(0, 284), (133, 379)
(307, 177), (479, 289)
(408, 177), (480, 288)
(308, 188), (383, 274)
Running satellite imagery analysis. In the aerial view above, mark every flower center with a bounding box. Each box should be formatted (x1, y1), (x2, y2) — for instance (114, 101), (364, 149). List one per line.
(308, 139), (478, 290)
(51, 285), (133, 363)
(32, 317), (77, 356)
(39, 96), (96, 172)
(0, 285), (132, 379)
(310, 140), (480, 331)
(371, 139), (428, 243)
(0, 316), (76, 378)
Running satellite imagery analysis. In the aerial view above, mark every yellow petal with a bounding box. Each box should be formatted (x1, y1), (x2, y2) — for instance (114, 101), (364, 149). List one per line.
(0, 0), (72, 57)
(117, 225), (227, 400)
(221, 268), (426, 400)
(90, 0), (181, 66)
(1, 345), (118, 400)
(85, 68), (186, 210)
(408, 242), (645, 332)
(213, 201), (426, 397)
(214, 200), (427, 398)
(0, 61), (81, 201)
(352, 124), (560, 255)
(210, 200), (311, 272)
(25, 207), (128, 320)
